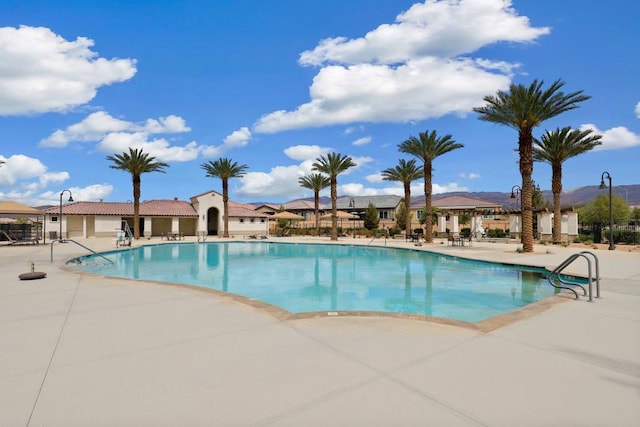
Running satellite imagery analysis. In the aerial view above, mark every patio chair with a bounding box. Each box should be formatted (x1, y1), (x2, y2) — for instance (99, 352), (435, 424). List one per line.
(447, 233), (463, 246)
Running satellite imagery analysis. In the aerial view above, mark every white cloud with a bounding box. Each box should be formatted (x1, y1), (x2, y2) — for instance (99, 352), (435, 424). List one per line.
(299, 0), (549, 66)
(366, 173), (384, 183)
(433, 182), (468, 194)
(40, 111), (217, 162)
(283, 145), (330, 161)
(99, 132), (202, 162)
(41, 111), (191, 147)
(0, 154), (111, 206)
(339, 183), (382, 196)
(236, 145), (369, 199)
(143, 115), (191, 134)
(41, 111), (133, 147)
(580, 123), (640, 151)
(344, 125), (364, 134)
(459, 172), (480, 179)
(352, 136), (372, 146)
(255, 57), (512, 133)
(237, 165), (308, 199)
(37, 184), (113, 205)
(253, 0), (548, 134)
(39, 171), (70, 187)
(0, 154), (47, 186)
(0, 26), (136, 116)
(635, 101), (640, 118)
(223, 127), (252, 148)
(346, 156), (374, 175)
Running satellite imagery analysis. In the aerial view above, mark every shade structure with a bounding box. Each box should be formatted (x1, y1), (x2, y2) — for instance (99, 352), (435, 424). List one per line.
(270, 211), (304, 220)
(0, 201), (44, 215)
(320, 211), (358, 220)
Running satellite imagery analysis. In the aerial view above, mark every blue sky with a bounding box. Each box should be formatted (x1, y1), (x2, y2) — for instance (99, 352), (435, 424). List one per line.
(0, 0), (638, 206)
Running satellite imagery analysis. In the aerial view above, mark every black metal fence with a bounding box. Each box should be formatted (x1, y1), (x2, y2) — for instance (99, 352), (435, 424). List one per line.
(0, 223), (42, 242)
(579, 222), (639, 245)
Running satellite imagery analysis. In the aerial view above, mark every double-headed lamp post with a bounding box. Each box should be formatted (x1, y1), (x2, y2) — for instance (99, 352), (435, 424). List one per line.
(510, 185), (522, 242)
(599, 172), (615, 250)
(59, 190), (73, 241)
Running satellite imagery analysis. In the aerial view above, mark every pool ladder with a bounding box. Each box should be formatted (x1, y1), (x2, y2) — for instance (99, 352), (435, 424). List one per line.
(548, 251), (600, 302)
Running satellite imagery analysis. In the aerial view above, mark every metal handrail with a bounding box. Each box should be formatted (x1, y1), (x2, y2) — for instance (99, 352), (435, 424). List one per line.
(548, 251), (600, 302)
(50, 239), (113, 264)
(367, 232), (387, 246)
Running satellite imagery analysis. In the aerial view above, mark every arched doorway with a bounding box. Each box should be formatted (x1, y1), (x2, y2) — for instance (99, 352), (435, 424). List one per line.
(207, 207), (219, 236)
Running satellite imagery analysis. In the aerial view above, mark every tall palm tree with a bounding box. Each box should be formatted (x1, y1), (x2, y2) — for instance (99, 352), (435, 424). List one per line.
(534, 127), (602, 244)
(473, 79), (590, 252)
(399, 130), (463, 243)
(298, 173), (331, 235)
(201, 158), (248, 238)
(381, 159), (423, 237)
(106, 147), (169, 240)
(311, 152), (356, 241)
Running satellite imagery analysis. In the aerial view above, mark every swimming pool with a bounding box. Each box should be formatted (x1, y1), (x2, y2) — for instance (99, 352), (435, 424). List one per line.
(69, 242), (562, 323)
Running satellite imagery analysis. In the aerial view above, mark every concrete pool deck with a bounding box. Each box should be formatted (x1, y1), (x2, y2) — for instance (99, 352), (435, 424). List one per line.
(1, 236), (638, 426)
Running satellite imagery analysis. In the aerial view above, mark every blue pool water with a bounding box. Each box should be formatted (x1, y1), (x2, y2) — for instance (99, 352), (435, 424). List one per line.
(69, 242), (560, 323)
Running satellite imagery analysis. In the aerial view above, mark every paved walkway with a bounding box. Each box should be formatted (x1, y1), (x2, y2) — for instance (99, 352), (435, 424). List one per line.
(1, 237), (639, 426)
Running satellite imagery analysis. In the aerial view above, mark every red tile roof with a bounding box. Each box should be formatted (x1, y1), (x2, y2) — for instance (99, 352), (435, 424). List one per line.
(228, 202), (270, 218)
(44, 199), (269, 218)
(411, 195), (501, 209)
(44, 200), (197, 217)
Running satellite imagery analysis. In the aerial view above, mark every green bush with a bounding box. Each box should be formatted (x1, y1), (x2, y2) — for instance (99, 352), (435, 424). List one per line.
(616, 229), (639, 244)
(388, 227), (400, 236)
(487, 228), (507, 238)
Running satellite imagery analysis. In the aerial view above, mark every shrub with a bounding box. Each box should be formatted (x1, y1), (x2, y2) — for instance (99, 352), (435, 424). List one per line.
(487, 228), (507, 238)
(388, 227), (400, 236)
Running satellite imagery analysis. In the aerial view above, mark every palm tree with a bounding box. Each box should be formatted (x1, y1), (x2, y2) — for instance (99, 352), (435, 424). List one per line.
(201, 158), (248, 238)
(399, 130), (463, 243)
(106, 148), (169, 240)
(473, 79), (590, 252)
(311, 152), (356, 241)
(298, 173), (331, 235)
(381, 159), (423, 237)
(534, 127), (602, 244)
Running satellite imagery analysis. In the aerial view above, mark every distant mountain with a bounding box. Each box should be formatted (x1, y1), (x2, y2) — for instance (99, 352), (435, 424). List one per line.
(253, 185), (640, 209)
(432, 185), (640, 209)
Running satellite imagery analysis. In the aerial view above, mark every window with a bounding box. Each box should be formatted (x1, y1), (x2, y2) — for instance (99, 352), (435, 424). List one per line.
(260, 219), (265, 223)
(379, 211), (388, 219)
(239, 218), (244, 223)
(51, 216), (58, 223)
(250, 219), (255, 223)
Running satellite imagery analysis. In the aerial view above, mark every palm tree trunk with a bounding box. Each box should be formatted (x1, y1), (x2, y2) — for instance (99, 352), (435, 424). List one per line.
(222, 179), (229, 238)
(519, 131), (534, 252)
(424, 163), (433, 242)
(132, 174), (141, 240)
(404, 182), (411, 237)
(314, 191), (320, 234)
(552, 164), (562, 244)
(330, 176), (337, 241)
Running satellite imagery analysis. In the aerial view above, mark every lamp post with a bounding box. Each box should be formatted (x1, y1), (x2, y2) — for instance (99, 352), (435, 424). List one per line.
(599, 172), (615, 250)
(510, 185), (522, 242)
(59, 189), (73, 241)
(349, 198), (356, 238)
